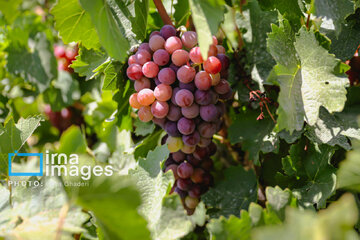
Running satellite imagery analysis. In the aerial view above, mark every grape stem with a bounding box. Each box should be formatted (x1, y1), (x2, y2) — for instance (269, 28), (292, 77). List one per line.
(153, 0), (174, 26)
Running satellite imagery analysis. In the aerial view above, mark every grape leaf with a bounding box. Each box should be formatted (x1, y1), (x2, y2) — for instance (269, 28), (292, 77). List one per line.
(6, 33), (57, 92)
(281, 138), (336, 208)
(314, 0), (354, 37)
(51, 0), (100, 49)
(337, 141), (360, 192)
(113, 80), (133, 131)
(79, 0), (149, 62)
(244, 0), (277, 92)
(0, 177), (89, 239)
(134, 130), (162, 160)
(70, 46), (109, 80)
(253, 194), (358, 240)
(188, 0), (225, 59)
(134, 118), (155, 137)
(174, 0), (190, 26)
(0, 116), (43, 177)
(258, 0), (303, 26)
(202, 165), (257, 218)
(0, 0), (22, 24)
(130, 145), (205, 240)
(207, 213), (252, 240)
(228, 109), (279, 164)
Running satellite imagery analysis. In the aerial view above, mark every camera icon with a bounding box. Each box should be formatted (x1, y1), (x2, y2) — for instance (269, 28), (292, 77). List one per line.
(8, 151), (43, 176)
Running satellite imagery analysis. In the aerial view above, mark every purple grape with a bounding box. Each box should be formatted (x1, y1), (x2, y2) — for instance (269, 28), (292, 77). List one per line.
(165, 164), (179, 179)
(188, 185), (201, 198)
(160, 25), (177, 40)
(174, 187), (187, 199)
(216, 54), (230, 70)
(177, 178), (192, 191)
(182, 131), (200, 146)
(210, 90), (219, 104)
(171, 87), (181, 106)
(193, 147), (209, 160)
(181, 104), (199, 119)
(149, 31), (161, 38)
(175, 89), (194, 107)
(198, 137), (212, 147)
(153, 49), (170, 66)
(207, 142), (217, 156)
(219, 88), (233, 100)
(187, 154), (201, 166)
(158, 68), (176, 85)
(167, 104), (182, 121)
(191, 168), (205, 183)
(216, 101), (226, 116)
(177, 117), (195, 135)
(152, 117), (166, 128)
(169, 63), (180, 73)
(200, 104), (218, 122)
(165, 121), (181, 137)
(154, 77), (161, 86)
(164, 157), (176, 167)
(198, 122), (217, 138)
(201, 159), (214, 171)
(172, 151), (186, 163)
(161, 134), (168, 145)
(177, 162), (194, 179)
(179, 82), (196, 92)
(195, 90), (212, 105)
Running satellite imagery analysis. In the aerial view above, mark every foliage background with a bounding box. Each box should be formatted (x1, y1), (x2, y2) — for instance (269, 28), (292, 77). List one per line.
(0, 0), (360, 239)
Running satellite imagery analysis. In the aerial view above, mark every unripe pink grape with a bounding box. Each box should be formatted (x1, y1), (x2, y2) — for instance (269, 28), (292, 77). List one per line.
(127, 64), (143, 80)
(160, 25), (177, 40)
(54, 45), (66, 59)
(177, 65), (196, 83)
(181, 144), (196, 154)
(175, 89), (194, 107)
(204, 56), (222, 74)
(216, 45), (226, 54)
(214, 79), (230, 94)
(172, 49), (189, 66)
(138, 43), (152, 53)
(129, 93), (142, 109)
(138, 106), (153, 122)
(207, 45), (218, 57)
(210, 73), (221, 86)
(181, 31), (197, 48)
(158, 68), (176, 85)
(149, 35), (165, 51)
(135, 49), (151, 65)
(154, 84), (172, 101)
(128, 55), (136, 65)
(165, 36), (182, 54)
(212, 36), (218, 45)
(142, 61), (159, 78)
(153, 49), (170, 66)
(194, 71), (212, 90)
(151, 100), (169, 118)
(134, 77), (151, 92)
(189, 47), (203, 63)
(137, 88), (155, 106)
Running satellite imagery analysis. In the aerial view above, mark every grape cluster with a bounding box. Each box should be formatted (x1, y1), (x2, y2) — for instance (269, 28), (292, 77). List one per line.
(54, 45), (78, 72)
(127, 25), (232, 212)
(44, 105), (83, 133)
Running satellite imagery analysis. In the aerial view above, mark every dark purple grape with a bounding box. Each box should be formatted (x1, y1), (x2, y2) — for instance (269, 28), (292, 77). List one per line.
(164, 157), (176, 167)
(171, 87), (181, 106)
(201, 158), (214, 171)
(165, 164), (179, 179)
(216, 54), (230, 70)
(207, 142), (217, 156)
(177, 117), (195, 135)
(152, 117), (166, 128)
(161, 134), (168, 145)
(182, 131), (200, 146)
(172, 151), (186, 163)
(198, 122), (217, 138)
(191, 168), (205, 183)
(219, 88), (233, 100)
(194, 90), (212, 105)
(165, 121), (181, 137)
(193, 147), (209, 160)
(202, 173), (213, 186)
(181, 103), (199, 119)
(177, 162), (194, 179)
(210, 90), (219, 104)
(154, 77), (161, 86)
(198, 137), (212, 147)
(169, 63), (180, 73)
(216, 101), (226, 116)
(188, 185), (201, 198)
(200, 104), (218, 122)
(177, 178), (192, 191)
(174, 187), (187, 199)
(187, 154), (201, 166)
(160, 25), (177, 40)
(167, 104), (182, 121)
(179, 82), (196, 92)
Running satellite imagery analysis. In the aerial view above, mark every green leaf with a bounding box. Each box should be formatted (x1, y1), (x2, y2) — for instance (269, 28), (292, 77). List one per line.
(113, 81), (133, 130)
(188, 0), (225, 59)
(258, 0), (303, 26)
(0, 0), (22, 24)
(43, 71), (81, 111)
(253, 194), (359, 240)
(244, 0), (277, 91)
(337, 141), (360, 192)
(80, 0), (149, 61)
(281, 138), (336, 208)
(265, 186), (292, 221)
(134, 118), (155, 137)
(134, 130), (163, 160)
(202, 166), (257, 218)
(305, 107), (360, 150)
(70, 46), (109, 80)
(207, 212), (252, 240)
(51, 0), (100, 49)
(228, 109), (279, 163)
(130, 146), (205, 240)
(314, 0), (354, 37)
(0, 116), (43, 176)
(74, 175), (151, 240)
(6, 33), (57, 92)
(102, 61), (124, 90)
(174, 0), (190, 26)
(58, 126), (87, 155)
(0, 177), (89, 239)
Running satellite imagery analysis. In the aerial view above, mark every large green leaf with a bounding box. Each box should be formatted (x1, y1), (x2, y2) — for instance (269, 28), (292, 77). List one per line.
(0, 177), (89, 239)
(337, 141), (360, 192)
(253, 194), (359, 240)
(281, 138), (336, 208)
(202, 166), (257, 218)
(130, 145), (205, 240)
(80, 0), (149, 61)
(174, 0), (190, 26)
(0, 0), (22, 24)
(188, 0), (225, 59)
(258, 0), (303, 26)
(51, 0), (100, 49)
(6, 33), (57, 92)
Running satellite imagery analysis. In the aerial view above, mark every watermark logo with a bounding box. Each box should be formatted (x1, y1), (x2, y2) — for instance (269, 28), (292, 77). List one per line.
(8, 151), (43, 177)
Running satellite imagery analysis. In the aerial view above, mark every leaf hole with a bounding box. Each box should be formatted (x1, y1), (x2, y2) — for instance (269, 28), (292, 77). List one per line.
(325, 81), (329, 85)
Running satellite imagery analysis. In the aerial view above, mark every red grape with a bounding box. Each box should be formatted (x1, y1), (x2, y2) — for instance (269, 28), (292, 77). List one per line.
(158, 68), (176, 85)
(138, 106), (153, 122)
(127, 64), (143, 80)
(134, 77), (151, 92)
(153, 49), (170, 66)
(151, 100), (169, 118)
(154, 84), (172, 101)
(172, 49), (189, 66)
(137, 88), (155, 106)
(135, 49), (151, 65)
(195, 71), (212, 90)
(142, 61), (159, 78)
(177, 162), (194, 179)
(189, 47), (203, 64)
(175, 89), (194, 107)
(165, 36), (182, 54)
(177, 65), (196, 83)
(204, 56), (222, 74)
(149, 35), (165, 51)
(181, 31), (197, 49)
(160, 24), (177, 40)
